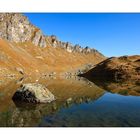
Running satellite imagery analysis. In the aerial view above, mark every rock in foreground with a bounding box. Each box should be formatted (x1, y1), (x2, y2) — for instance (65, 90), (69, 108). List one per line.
(12, 83), (55, 103)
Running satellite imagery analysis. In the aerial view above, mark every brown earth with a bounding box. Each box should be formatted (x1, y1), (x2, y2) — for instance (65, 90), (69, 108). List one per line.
(0, 39), (105, 79)
(81, 55), (140, 81)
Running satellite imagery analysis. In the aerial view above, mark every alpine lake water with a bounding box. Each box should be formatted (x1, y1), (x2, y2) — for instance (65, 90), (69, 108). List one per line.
(0, 76), (140, 127)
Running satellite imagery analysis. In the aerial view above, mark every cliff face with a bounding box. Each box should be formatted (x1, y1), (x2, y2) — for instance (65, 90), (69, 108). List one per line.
(0, 13), (105, 57)
(0, 13), (46, 47)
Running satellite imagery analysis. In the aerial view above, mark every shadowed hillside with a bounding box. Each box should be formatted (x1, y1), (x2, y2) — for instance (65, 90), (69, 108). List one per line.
(81, 55), (140, 81)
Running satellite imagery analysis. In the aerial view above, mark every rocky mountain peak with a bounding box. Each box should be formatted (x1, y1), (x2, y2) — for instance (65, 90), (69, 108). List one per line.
(46, 35), (105, 56)
(0, 13), (46, 47)
(0, 13), (105, 58)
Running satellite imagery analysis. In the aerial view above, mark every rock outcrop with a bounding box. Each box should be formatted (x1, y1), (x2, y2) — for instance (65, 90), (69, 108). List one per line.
(0, 13), (106, 76)
(46, 35), (104, 55)
(81, 55), (140, 81)
(0, 13), (46, 47)
(12, 83), (55, 103)
(0, 13), (105, 56)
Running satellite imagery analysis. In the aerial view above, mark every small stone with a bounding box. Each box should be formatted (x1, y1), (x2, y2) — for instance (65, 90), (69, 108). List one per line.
(15, 67), (24, 75)
(66, 98), (72, 104)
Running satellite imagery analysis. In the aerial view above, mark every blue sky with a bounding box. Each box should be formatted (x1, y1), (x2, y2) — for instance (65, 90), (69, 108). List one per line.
(24, 13), (140, 57)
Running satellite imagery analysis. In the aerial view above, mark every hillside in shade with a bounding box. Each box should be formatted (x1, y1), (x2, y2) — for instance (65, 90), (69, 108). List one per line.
(81, 55), (140, 81)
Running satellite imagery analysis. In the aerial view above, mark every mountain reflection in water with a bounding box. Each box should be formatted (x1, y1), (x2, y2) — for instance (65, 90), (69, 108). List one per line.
(0, 76), (140, 127)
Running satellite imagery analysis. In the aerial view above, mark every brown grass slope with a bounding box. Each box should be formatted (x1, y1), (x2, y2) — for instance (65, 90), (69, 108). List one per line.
(81, 55), (140, 81)
(0, 39), (105, 78)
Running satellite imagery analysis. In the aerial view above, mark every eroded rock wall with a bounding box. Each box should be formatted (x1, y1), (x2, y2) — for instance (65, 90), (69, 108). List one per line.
(0, 13), (46, 47)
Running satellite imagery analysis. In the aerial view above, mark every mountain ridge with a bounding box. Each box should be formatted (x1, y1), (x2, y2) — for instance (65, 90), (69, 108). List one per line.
(0, 13), (105, 56)
(0, 13), (106, 79)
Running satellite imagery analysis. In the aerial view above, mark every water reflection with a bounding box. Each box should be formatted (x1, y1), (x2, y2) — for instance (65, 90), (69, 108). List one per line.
(85, 77), (140, 96)
(39, 93), (140, 127)
(0, 76), (105, 126)
(0, 76), (140, 126)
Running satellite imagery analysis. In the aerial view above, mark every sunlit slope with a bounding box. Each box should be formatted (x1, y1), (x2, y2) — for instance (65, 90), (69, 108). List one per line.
(0, 39), (105, 77)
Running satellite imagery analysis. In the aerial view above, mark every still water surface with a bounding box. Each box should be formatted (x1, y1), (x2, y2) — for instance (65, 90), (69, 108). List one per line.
(0, 76), (140, 127)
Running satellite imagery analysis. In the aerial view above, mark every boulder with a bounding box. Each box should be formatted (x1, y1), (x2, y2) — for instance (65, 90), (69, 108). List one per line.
(15, 67), (24, 75)
(66, 42), (74, 53)
(12, 83), (55, 103)
(32, 30), (46, 48)
(60, 42), (67, 49)
(50, 35), (58, 48)
(51, 35), (57, 42)
(74, 44), (82, 52)
(82, 46), (91, 53)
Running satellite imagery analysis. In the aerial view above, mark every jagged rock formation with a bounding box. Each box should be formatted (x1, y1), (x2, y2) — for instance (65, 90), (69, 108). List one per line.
(81, 55), (140, 81)
(46, 35), (104, 55)
(0, 39), (105, 77)
(0, 13), (106, 77)
(0, 13), (105, 56)
(0, 13), (46, 47)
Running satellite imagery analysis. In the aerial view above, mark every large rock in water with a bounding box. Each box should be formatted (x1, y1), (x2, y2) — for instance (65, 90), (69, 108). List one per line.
(12, 83), (55, 103)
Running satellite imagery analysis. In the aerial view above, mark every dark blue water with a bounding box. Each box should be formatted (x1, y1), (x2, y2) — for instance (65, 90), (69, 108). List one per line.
(39, 93), (140, 127)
